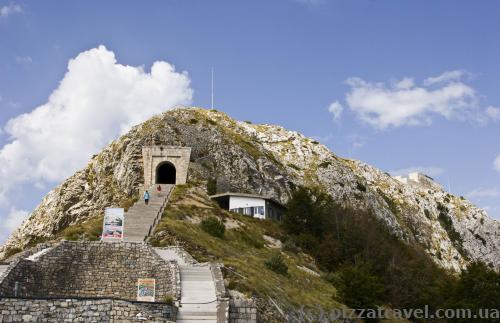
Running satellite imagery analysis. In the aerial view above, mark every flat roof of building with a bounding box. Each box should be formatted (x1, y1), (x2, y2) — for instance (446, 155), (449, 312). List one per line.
(209, 192), (285, 208)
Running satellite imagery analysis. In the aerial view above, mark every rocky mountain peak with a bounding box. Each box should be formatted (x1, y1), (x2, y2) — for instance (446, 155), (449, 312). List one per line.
(1, 107), (498, 272)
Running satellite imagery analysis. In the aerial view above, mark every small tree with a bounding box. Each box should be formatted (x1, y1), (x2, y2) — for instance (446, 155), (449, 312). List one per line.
(265, 252), (289, 276)
(283, 186), (333, 239)
(206, 178), (217, 196)
(334, 263), (384, 310)
(448, 262), (500, 311)
(200, 217), (225, 238)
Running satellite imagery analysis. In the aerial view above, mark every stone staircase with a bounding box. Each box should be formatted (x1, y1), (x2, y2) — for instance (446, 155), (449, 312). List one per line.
(0, 264), (8, 278)
(123, 184), (174, 242)
(177, 265), (218, 322)
(154, 248), (221, 323)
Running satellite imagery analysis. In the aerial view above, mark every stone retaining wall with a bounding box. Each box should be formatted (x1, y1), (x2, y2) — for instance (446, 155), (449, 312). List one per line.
(0, 241), (179, 301)
(229, 298), (258, 323)
(0, 298), (177, 322)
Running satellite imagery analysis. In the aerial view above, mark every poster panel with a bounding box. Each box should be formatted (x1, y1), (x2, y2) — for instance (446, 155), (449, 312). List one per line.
(102, 208), (124, 241)
(137, 278), (156, 302)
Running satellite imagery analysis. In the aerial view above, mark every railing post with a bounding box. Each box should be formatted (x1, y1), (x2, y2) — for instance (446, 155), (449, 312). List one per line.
(14, 281), (19, 297)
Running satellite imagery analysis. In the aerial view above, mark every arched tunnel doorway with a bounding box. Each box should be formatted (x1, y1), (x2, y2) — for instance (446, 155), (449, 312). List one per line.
(156, 162), (176, 184)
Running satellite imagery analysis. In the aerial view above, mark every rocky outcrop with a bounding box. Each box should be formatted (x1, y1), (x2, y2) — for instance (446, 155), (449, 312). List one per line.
(1, 107), (499, 271)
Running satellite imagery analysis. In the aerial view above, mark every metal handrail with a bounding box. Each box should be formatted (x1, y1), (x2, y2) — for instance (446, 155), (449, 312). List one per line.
(144, 186), (172, 242)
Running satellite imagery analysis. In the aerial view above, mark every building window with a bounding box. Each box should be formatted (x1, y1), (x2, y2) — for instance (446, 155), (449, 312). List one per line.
(254, 206), (264, 216)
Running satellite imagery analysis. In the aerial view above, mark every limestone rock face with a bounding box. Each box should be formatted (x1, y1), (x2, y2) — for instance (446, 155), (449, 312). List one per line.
(1, 107), (499, 271)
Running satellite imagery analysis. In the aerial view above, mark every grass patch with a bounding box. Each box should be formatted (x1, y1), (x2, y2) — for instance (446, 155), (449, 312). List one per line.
(162, 295), (174, 305)
(61, 216), (103, 241)
(120, 195), (139, 211)
(3, 247), (22, 259)
(264, 252), (289, 276)
(200, 217), (225, 238)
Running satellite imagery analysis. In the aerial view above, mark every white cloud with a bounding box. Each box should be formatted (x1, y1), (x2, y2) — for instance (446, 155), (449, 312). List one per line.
(0, 3), (22, 19)
(347, 134), (367, 149)
(485, 106), (500, 122)
(15, 56), (33, 64)
(494, 155), (500, 173)
(395, 77), (415, 90)
(343, 71), (481, 129)
(327, 101), (343, 121)
(4, 207), (28, 232)
(467, 187), (500, 198)
(390, 166), (444, 177)
(0, 45), (192, 211)
(423, 70), (465, 86)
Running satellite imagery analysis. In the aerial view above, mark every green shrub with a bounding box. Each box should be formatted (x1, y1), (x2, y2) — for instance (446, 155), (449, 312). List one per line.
(189, 118), (198, 124)
(282, 239), (300, 253)
(206, 178), (217, 196)
(282, 187), (457, 310)
(318, 161), (332, 168)
(235, 229), (264, 248)
(283, 186), (333, 239)
(438, 212), (467, 258)
(264, 252), (288, 276)
(62, 216), (103, 241)
(448, 262), (500, 314)
(356, 182), (367, 192)
(333, 263), (384, 309)
(162, 295), (174, 305)
(200, 217), (225, 238)
(3, 247), (22, 259)
(120, 195), (139, 211)
(378, 189), (400, 216)
(424, 208), (431, 219)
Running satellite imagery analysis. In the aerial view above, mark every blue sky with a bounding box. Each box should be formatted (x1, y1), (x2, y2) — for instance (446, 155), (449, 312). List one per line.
(0, 0), (499, 242)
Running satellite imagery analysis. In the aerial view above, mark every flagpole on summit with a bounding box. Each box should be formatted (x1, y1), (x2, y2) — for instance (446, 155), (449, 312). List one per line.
(211, 67), (214, 109)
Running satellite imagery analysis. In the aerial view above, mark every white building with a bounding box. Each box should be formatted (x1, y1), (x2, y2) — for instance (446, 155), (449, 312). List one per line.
(394, 172), (443, 191)
(210, 192), (285, 221)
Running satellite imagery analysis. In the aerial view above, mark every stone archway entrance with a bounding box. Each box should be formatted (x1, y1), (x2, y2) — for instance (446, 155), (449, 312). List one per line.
(156, 162), (176, 184)
(142, 146), (191, 188)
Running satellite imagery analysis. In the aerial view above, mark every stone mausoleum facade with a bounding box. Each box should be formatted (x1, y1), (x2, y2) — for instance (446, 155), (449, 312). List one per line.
(142, 146), (191, 188)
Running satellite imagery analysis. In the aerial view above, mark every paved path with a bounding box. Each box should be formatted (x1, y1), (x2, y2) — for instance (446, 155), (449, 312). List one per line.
(154, 248), (218, 323)
(123, 184), (173, 242)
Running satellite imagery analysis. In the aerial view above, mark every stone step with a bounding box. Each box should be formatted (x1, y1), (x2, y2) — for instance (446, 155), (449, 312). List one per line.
(0, 264), (9, 276)
(181, 277), (214, 282)
(181, 277), (214, 281)
(178, 315), (217, 319)
(122, 184), (173, 242)
(177, 314), (217, 319)
(181, 273), (213, 277)
(180, 304), (218, 310)
(153, 248), (190, 266)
